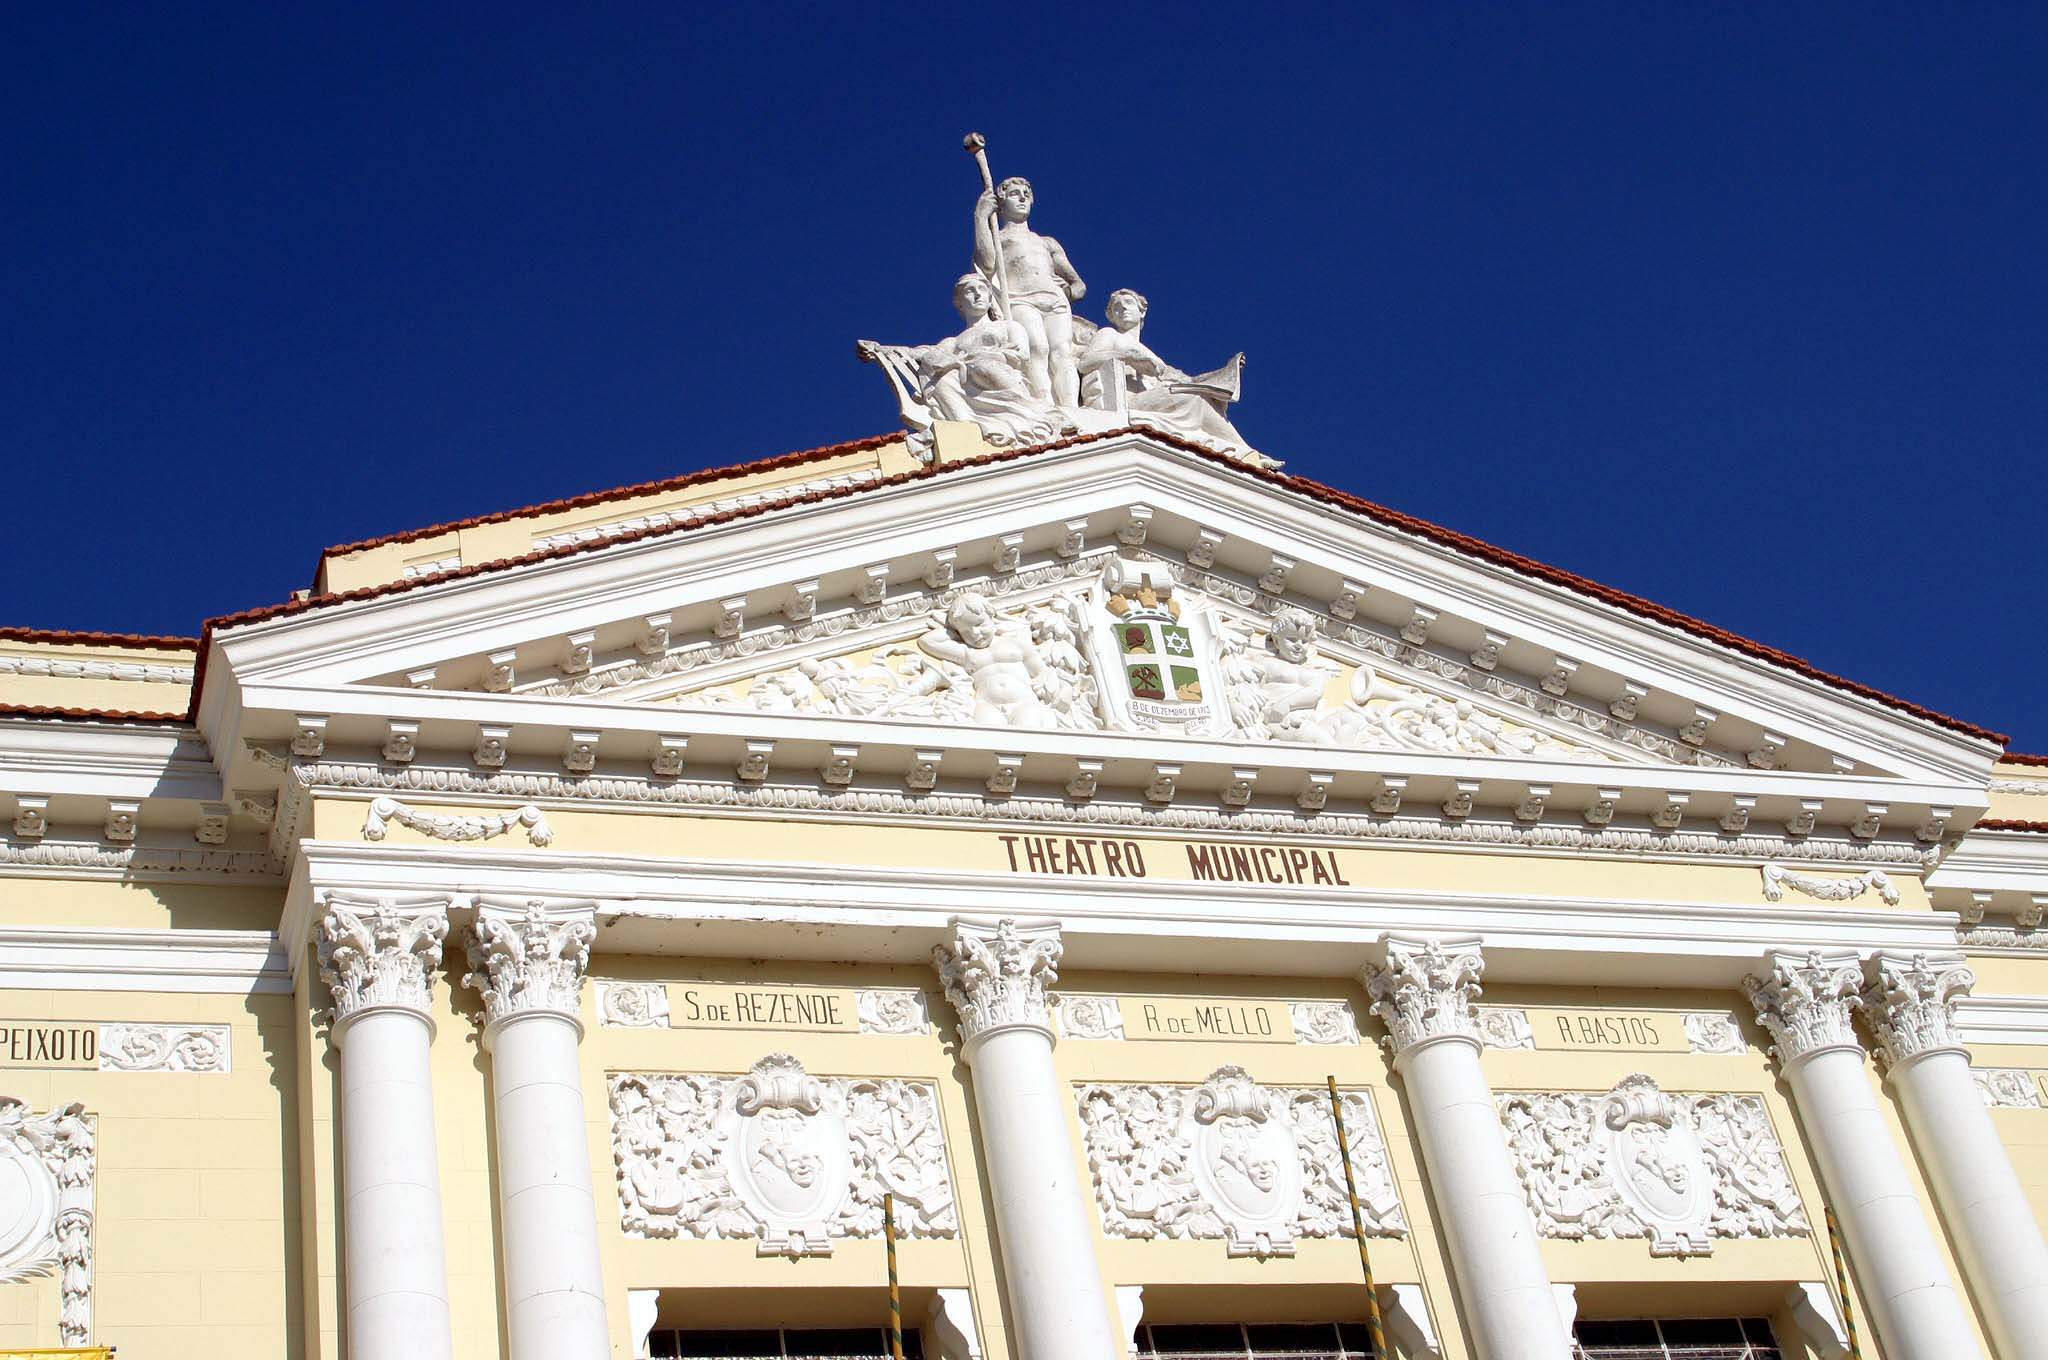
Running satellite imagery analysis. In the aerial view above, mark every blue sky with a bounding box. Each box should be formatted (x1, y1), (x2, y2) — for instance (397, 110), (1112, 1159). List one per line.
(5, 5), (2045, 746)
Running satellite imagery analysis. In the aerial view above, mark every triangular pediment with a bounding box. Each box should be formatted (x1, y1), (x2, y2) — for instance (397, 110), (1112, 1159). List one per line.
(206, 431), (1999, 827)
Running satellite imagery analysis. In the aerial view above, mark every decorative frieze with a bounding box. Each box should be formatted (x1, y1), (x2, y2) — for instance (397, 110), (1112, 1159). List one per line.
(609, 1058), (958, 1257)
(1974, 1068), (2045, 1109)
(315, 894), (452, 1028)
(1857, 952), (1973, 1072)
(1474, 1006), (1747, 1055)
(598, 981), (669, 1029)
(1760, 863), (1901, 906)
(1682, 1011), (1748, 1056)
(361, 795), (554, 846)
(1289, 1001), (1361, 1046)
(854, 989), (931, 1036)
(1077, 1068), (1406, 1258)
(1744, 950), (1863, 1066)
(1497, 1076), (1807, 1257)
(98, 1023), (230, 1073)
(932, 918), (1061, 1045)
(0, 1100), (96, 1345)
(464, 900), (596, 1029)
(284, 760), (1939, 870)
(1476, 1006), (1536, 1050)
(1363, 936), (1484, 1055)
(1057, 994), (1125, 1040)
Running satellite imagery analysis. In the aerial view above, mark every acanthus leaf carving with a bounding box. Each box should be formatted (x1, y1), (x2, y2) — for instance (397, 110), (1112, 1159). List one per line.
(1856, 951), (1973, 1072)
(1077, 1070), (1405, 1258)
(609, 1060), (957, 1257)
(932, 918), (1061, 1045)
(1498, 1077), (1807, 1257)
(1743, 950), (1864, 1067)
(0, 1099), (97, 1345)
(463, 899), (596, 1029)
(856, 989), (932, 1036)
(598, 981), (670, 1029)
(315, 894), (451, 1028)
(1363, 936), (1485, 1055)
(98, 1023), (231, 1073)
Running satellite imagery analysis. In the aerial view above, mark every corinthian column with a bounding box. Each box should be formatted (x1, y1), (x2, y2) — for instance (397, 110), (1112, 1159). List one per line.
(463, 899), (609, 1360)
(315, 893), (456, 1360)
(1860, 951), (2048, 1359)
(931, 918), (1121, 1360)
(1361, 936), (1570, 1360)
(1744, 950), (1977, 1357)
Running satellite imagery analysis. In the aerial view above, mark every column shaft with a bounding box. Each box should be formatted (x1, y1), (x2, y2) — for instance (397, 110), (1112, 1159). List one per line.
(1749, 950), (1979, 1357)
(336, 1007), (454, 1359)
(467, 899), (610, 1360)
(1863, 951), (2048, 1360)
(487, 1012), (609, 1358)
(1892, 1050), (2048, 1358)
(934, 918), (1121, 1360)
(316, 893), (457, 1360)
(1365, 936), (1571, 1360)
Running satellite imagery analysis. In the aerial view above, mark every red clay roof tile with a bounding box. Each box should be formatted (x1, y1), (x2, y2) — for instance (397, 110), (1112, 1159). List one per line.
(0, 627), (198, 651)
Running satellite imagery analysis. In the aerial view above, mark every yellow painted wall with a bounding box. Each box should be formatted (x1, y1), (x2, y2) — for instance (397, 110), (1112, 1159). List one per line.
(0, 639), (193, 715)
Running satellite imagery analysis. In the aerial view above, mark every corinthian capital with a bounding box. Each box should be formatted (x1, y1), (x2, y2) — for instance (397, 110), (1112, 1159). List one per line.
(1857, 951), (1974, 1072)
(931, 918), (1062, 1048)
(315, 893), (453, 1035)
(1743, 950), (1865, 1067)
(1361, 935), (1484, 1056)
(463, 898), (597, 1033)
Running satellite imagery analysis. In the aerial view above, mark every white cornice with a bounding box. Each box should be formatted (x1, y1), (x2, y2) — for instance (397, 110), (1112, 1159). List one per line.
(0, 719), (218, 801)
(201, 436), (2000, 791)
(293, 839), (1962, 989)
(0, 927), (290, 994)
(1927, 828), (2048, 894)
(1957, 994), (2048, 1048)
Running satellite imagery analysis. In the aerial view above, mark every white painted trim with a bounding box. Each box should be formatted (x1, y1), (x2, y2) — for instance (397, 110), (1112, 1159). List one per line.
(293, 840), (1963, 988)
(1929, 829), (2048, 894)
(0, 927), (290, 994)
(202, 436), (1997, 788)
(1957, 995), (2048, 1047)
(0, 718), (219, 801)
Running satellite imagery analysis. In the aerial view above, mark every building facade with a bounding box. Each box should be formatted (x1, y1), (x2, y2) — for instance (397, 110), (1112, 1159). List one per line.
(3, 161), (2047, 1360)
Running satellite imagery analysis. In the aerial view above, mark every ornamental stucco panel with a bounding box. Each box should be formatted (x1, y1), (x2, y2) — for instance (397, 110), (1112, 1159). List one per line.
(610, 1057), (959, 1257)
(1497, 1076), (1808, 1257)
(1076, 1067), (1405, 1259)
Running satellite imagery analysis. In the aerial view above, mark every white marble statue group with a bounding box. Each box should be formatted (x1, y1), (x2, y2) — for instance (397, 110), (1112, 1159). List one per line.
(860, 137), (1266, 463)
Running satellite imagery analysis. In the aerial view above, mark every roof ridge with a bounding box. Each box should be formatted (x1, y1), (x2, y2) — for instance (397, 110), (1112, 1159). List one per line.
(0, 627), (199, 651)
(181, 426), (2005, 745)
(320, 431), (903, 560)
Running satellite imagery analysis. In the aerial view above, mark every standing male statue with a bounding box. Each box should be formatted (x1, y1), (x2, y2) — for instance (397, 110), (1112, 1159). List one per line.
(972, 176), (1086, 409)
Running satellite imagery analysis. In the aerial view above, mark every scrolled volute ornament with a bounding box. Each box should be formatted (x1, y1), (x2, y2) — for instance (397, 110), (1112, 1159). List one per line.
(315, 893), (452, 1031)
(932, 918), (1062, 1047)
(1362, 936), (1485, 1056)
(464, 898), (598, 1032)
(1192, 1065), (1271, 1125)
(734, 1053), (826, 1116)
(1743, 949), (1864, 1067)
(1856, 951), (1974, 1073)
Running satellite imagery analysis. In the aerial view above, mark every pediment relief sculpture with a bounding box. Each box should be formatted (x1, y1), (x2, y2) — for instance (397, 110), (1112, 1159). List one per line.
(610, 1057), (958, 1258)
(672, 557), (1647, 763)
(859, 136), (1269, 465)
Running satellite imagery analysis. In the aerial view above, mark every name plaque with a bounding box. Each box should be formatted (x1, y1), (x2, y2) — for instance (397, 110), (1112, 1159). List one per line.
(670, 983), (860, 1034)
(0, 1022), (98, 1069)
(995, 833), (1352, 887)
(1125, 997), (1295, 1044)
(1522, 1007), (1692, 1053)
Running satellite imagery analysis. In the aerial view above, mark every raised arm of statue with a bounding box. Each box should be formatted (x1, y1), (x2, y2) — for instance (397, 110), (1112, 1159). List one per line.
(971, 188), (1000, 279)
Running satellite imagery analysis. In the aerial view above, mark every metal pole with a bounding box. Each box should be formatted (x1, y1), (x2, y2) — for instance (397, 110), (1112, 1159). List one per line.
(1825, 1205), (1865, 1360)
(884, 1191), (906, 1360)
(962, 132), (1014, 319)
(1327, 1077), (1388, 1357)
